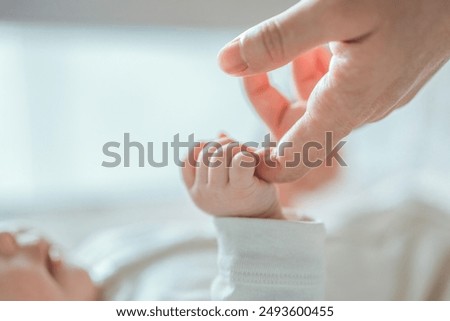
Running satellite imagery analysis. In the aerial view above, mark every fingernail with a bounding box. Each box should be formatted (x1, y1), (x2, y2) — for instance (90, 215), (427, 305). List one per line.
(218, 38), (248, 75)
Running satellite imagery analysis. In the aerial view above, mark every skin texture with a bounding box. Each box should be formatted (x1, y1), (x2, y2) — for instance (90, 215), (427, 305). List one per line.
(183, 48), (341, 214)
(243, 47), (340, 205)
(182, 136), (284, 220)
(218, 0), (450, 183)
(0, 230), (98, 300)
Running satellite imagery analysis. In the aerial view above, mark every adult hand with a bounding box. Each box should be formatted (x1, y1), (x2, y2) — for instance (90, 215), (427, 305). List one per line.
(244, 47), (339, 205)
(218, 0), (450, 182)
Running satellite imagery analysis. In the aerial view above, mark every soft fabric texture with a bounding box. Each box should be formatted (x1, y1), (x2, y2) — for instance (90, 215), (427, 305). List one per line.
(72, 200), (450, 300)
(211, 217), (325, 300)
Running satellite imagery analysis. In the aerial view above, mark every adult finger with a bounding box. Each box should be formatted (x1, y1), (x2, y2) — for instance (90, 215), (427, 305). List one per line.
(255, 71), (356, 183)
(255, 22), (397, 183)
(243, 74), (291, 138)
(293, 46), (331, 100)
(218, 0), (377, 76)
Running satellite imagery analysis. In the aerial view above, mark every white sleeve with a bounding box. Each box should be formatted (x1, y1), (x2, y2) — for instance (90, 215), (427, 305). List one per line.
(211, 214), (326, 301)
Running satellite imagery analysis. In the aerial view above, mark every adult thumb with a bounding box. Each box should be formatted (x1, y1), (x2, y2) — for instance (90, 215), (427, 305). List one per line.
(218, 0), (332, 76)
(255, 74), (354, 183)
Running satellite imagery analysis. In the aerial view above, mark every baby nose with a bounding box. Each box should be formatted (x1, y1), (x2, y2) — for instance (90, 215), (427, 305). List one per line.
(0, 232), (18, 256)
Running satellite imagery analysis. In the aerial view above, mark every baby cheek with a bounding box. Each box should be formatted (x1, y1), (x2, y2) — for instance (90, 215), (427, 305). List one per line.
(0, 267), (64, 300)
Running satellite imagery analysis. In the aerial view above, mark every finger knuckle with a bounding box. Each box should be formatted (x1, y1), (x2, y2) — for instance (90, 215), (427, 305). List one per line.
(209, 155), (224, 169)
(191, 187), (207, 205)
(310, 76), (365, 136)
(259, 20), (286, 64)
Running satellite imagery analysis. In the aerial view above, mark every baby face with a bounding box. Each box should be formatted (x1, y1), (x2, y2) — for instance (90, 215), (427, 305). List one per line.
(0, 231), (98, 300)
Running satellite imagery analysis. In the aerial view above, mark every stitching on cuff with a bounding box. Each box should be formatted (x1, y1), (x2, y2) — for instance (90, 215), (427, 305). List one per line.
(219, 269), (322, 286)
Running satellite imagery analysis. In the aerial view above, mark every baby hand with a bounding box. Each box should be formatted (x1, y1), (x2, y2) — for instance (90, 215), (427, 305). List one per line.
(182, 135), (283, 220)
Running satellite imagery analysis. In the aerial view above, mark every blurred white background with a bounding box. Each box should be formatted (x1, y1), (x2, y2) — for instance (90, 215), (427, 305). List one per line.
(0, 24), (260, 211)
(0, 1), (449, 245)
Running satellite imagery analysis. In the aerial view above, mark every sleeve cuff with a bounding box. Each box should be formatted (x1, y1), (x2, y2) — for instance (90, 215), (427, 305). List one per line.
(211, 212), (326, 300)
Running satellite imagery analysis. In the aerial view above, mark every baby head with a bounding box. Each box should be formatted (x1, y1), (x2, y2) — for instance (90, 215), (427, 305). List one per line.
(0, 230), (98, 300)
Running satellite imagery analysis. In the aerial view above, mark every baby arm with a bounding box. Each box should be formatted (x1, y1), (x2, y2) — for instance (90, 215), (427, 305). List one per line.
(182, 135), (326, 300)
